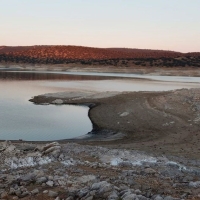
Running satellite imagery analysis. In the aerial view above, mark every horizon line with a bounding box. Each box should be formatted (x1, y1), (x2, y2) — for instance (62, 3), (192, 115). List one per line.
(1, 45), (199, 54)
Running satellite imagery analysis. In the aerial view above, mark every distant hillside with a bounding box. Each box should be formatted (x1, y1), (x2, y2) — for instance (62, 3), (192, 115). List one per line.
(0, 45), (183, 59)
(0, 46), (33, 53)
(0, 45), (200, 67)
(107, 48), (183, 57)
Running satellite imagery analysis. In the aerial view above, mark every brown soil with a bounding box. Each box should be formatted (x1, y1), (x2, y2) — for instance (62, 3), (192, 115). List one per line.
(31, 88), (200, 160)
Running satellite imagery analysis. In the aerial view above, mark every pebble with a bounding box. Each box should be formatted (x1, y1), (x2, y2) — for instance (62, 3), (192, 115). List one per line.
(48, 190), (58, 198)
(1, 191), (8, 199)
(36, 176), (47, 184)
(31, 188), (39, 195)
(0, 141), (200, 199)
(46, 180), (54, 187)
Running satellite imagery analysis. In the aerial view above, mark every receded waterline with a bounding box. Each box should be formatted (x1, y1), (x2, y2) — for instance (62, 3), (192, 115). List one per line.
(0, 70), (200, 141)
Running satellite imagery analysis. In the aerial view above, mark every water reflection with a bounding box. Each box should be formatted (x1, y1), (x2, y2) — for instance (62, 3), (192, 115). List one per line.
(0, 73), (93, 141)
(0, 71), (113, 81)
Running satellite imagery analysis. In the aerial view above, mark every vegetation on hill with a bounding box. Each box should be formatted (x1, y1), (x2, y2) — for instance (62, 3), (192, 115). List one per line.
(0, 45), (200, 67)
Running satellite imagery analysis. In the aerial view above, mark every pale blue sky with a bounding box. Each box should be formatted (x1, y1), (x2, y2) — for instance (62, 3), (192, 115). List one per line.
(0, 0), (199, 52)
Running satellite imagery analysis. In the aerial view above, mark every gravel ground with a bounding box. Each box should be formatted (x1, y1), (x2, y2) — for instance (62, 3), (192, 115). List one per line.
(1, 141), (200, 200)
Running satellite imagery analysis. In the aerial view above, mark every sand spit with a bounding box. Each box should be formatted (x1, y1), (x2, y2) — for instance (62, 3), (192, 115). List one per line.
(31, 88), (200, 160)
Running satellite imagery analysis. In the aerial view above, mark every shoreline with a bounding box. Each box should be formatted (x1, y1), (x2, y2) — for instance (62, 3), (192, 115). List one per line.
(30, 88), (200, 160)
(1, 72), (200, 199)
(1, 63), (200, 77)
(1, 66), (200, 159)
(29, 94), (125, 143)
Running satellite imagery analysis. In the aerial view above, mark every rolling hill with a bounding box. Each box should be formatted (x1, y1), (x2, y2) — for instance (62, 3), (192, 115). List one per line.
(0, 45), (200, 67)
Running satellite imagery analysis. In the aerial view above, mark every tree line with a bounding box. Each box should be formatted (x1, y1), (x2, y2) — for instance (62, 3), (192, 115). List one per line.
(0, 54), (200, 67)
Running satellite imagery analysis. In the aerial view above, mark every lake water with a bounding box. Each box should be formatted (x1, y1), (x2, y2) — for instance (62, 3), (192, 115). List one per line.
(0, 73), (97, 141)
(0, 70), (200, 141)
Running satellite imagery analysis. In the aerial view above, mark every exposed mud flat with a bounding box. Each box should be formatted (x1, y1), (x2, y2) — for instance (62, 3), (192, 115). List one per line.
(31, 88), (200, 160)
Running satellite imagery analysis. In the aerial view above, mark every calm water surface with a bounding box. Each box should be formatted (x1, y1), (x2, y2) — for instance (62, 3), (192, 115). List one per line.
(7, 71), (200, 83)
(0, 70), (200, 141)
(0, 73), (96, 141)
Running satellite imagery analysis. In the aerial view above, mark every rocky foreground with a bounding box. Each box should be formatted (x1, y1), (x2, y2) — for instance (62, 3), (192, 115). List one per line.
(0, 141), (200, 200)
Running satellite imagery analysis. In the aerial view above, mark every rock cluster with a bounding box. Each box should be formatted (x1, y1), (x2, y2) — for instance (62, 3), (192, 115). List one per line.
(0, 141), (200, 199)
(36, 141), (62, 158)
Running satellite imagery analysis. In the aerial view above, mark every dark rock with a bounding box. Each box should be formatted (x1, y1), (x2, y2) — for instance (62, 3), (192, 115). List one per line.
(31, 188), (39, 195)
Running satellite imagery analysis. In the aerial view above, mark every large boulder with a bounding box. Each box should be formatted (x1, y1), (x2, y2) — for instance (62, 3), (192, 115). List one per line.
(35, 142), (62, 158)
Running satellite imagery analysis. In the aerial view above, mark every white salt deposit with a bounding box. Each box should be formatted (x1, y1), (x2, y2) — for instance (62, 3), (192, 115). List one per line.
(5, 156), (52, 169)
(100, 149), (157, 166)
(166, 161), (187, 171)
